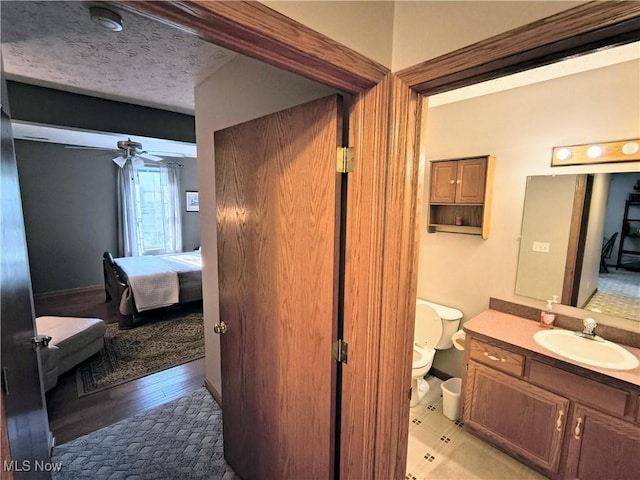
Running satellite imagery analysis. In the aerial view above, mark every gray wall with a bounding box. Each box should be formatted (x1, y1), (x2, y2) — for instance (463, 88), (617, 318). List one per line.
(179, 157), (201, 251)
(7, 82), (195, 143)
(16, 140), (200, 293)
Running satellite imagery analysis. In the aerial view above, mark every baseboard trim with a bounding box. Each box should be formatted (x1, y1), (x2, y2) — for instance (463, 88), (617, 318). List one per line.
(204, 379), (222, 406)
(34, 285), (104, 301)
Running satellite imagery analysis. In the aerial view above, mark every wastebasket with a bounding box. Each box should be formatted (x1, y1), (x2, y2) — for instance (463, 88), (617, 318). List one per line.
(441, 377), (462, 421)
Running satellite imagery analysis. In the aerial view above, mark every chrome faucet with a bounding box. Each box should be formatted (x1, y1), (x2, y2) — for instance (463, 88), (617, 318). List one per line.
(574, 318), (603, 341)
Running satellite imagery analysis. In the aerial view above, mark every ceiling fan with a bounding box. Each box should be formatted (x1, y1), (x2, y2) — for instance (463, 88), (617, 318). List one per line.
(66, 138), (183, 168)
(111, 138), (163, 168)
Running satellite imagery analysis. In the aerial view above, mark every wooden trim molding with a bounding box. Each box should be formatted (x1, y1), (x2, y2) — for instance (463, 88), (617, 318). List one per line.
(373, 75), (422, 480)
(397, 1), (640, 95)
(340, 75), (391, 480)
(113, 0), (389, 93)
(562, 175), (593, 307)
(1, 393), (14, 480)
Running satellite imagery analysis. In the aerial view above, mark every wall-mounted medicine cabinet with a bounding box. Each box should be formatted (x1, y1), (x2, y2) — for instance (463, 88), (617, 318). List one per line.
(427, 155), (495, 239)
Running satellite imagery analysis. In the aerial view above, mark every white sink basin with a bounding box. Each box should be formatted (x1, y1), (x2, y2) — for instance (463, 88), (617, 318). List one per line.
(533, 329), (639, 371)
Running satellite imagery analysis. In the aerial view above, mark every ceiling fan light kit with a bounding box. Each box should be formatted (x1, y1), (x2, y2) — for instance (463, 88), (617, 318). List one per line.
(89, 6), (123, 32)
(111, 139), (163, 168)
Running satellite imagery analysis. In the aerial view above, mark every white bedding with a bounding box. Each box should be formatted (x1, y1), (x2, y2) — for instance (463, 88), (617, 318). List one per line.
(115, 251), (202, 312)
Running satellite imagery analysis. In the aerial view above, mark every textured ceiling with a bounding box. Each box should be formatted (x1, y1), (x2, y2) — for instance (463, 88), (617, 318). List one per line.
(0, 1), (238, 114)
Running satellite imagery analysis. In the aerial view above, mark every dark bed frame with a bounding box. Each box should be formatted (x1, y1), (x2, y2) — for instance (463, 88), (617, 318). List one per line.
(102, 251), (203, 329)
(103, 251), (137, 329)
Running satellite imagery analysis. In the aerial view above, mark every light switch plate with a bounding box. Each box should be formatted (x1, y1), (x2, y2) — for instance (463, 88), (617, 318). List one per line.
(533, 241), (550, 253)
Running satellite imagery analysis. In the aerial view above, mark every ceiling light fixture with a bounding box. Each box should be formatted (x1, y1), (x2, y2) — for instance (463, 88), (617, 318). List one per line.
(551, 138), (640, 166)
(89, 7), (123, 32)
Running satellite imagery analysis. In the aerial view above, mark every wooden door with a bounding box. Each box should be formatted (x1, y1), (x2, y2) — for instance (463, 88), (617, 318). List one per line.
(215, 95), (343, 479)
(430, 161), (457, 203)
(564, 403), (640, 480)
(0, 101), (51, 474)
(464, 361), (569, 475)
(455, 158), (486, 204)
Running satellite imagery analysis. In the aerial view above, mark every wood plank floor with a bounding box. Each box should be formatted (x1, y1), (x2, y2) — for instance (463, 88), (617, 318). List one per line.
(46, 358), (205, 445)
(35, 288), (206, 445)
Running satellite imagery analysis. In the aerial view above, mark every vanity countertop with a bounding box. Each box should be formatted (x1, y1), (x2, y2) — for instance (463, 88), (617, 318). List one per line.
(464, 309), (640, 387)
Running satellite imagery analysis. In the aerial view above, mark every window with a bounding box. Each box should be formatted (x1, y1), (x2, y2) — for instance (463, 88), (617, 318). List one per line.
(119, 162), (182, 256)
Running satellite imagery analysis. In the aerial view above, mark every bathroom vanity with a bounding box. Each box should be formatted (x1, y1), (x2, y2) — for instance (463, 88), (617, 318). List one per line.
(462, 309), (640, 480)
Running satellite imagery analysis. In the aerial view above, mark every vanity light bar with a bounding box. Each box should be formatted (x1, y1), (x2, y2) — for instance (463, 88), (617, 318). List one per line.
(551, 139), (640, 166)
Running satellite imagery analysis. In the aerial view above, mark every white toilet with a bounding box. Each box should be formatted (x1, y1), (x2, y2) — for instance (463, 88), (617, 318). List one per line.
(411, 299), (463, 407)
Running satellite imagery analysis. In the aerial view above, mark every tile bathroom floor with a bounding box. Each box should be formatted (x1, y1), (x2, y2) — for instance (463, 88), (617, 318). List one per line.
(406, 376), (549, 480)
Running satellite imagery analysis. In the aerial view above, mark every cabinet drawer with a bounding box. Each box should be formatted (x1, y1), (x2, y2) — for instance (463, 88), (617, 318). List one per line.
(469, 338), (524, 376)
(529, 360), (629, 417)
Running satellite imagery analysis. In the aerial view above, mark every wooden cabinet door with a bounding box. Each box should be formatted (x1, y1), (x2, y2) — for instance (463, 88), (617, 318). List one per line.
(464, 361), (569, 474)
(455, 158), (487, 204)
(564, 403), (640, 480)
(430, 161), (457, 203)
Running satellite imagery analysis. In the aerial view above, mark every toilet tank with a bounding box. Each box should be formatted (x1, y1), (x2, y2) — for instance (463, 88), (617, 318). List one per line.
(417, 299), (463, 350)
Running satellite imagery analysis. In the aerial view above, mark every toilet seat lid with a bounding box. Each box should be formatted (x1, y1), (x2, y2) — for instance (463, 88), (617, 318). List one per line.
(415, 302), (443, 348)
(413, 345), (435, 369)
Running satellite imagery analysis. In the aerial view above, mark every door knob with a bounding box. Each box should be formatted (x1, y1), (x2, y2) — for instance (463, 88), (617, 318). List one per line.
(213, 321), (228, 335)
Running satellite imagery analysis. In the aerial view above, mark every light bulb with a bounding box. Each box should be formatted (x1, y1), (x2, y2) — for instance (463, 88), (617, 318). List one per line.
(555, 148), (572, 161)
(622, 142), (639, 155)
(586, 145), (602, 158)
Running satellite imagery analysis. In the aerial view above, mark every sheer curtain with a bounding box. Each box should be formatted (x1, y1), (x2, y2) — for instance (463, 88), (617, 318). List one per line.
(117, 161), (182, 257)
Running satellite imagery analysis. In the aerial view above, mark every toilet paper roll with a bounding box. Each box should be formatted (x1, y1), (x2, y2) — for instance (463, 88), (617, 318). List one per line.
(452, 329), (466, 351)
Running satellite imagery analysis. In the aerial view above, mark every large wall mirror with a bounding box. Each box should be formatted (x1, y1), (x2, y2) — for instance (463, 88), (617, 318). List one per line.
(516, 171), (640, 322)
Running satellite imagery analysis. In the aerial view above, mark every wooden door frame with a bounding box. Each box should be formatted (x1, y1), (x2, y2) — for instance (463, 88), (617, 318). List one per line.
(112, 2), (640, 478)
(562, 175), (594, 307)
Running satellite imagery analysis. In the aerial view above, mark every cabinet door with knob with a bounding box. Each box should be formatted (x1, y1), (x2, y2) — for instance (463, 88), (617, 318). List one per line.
(430, 161), (458, 203)
(563, 403), (640, 480)
(464, 360), (569, 475)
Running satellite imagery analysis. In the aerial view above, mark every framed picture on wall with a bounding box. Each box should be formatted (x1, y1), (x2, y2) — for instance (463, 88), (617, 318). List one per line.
(186, 191), (199, 212)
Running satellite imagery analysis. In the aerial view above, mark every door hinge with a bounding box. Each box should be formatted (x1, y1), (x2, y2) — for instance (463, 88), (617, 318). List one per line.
(336, 147), (354, 173)
(332, 339), (348, 364)
(32, 335), (52, 350)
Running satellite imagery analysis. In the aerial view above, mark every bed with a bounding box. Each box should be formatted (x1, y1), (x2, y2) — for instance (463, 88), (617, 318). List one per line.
(103, 251), (202, 329)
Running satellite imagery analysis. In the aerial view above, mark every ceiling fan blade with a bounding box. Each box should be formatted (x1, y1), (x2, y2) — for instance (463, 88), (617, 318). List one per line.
(146, 151), (192, 158)
(112, 155), (127, 168)
(66, 145), (115, 151)
(138, 151), (163, 162)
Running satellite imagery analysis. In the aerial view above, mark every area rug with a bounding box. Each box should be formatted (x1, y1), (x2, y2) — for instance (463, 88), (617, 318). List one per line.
(52, 388), (238, 479)
(76, 308), (204, 396)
